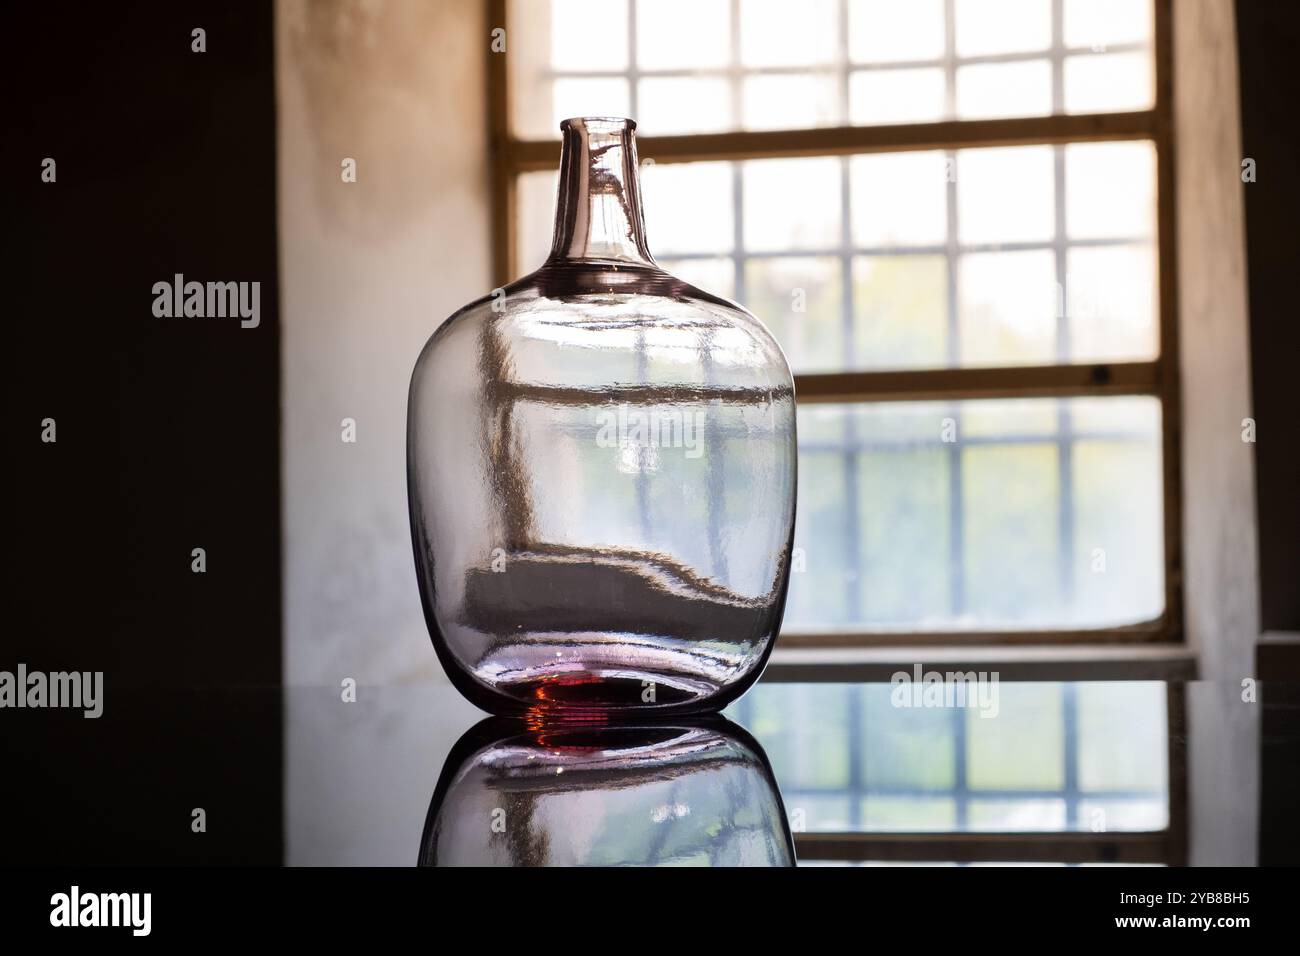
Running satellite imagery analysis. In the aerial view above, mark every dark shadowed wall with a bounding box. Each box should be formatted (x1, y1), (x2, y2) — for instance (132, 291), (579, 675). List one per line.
(6, 1), (281, 863)
(1235, 0), (1300, 867)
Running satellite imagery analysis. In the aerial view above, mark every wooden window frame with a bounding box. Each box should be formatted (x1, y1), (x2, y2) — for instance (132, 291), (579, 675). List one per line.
(485, 0), (1182, 650)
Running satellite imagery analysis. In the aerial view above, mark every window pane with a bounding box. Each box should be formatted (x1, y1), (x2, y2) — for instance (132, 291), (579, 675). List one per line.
(850, 151), (947, 247)
(656, 257), (735, 300)
(1065, 52), (1153, 113)
(1064, 0), (1153, 51)
(1072, 409), (1165, 623)
(957, 145), (1055, 244)
(786, 398), (1164, 631)
(849, 0), (945, 63)
(1078, 798), (1167, 832)
(849, 68), (946, 125)
(729, 681), (1170, 834)
(510, 0), (1155, 134)
(743, 157), (842, 252)
(642, 161), (733, 255)
(745, 257), (843, 372)
(1066, 245), (1157, 361)
(742, 74), (839, 131)
(968, 799), (1068, 831)
(861, 684), (956, 790)
(741, 684), (851, 789)
(862, 797), (958, 831)
(636, 0), (729, 70)
(956, 60), (1052, 120)
(787, 449), (853, 623)
(739, 0), (838, 68)
(1078, 682), (1167, 792)
(853, 255), (948, 368)
(967, 684), (1063, 789)
(550, 76), (630, 131)
(958, 250), (1058, 366)
(954, 0), (1052, 57)
(1066, 141), (1156, 240)
(637, 77), (731, 135)
(963, 442), (1062, 622)
(550, 0), (627, 70)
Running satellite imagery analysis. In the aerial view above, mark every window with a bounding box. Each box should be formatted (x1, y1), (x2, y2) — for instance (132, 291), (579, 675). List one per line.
(490, 0), (1178, 645)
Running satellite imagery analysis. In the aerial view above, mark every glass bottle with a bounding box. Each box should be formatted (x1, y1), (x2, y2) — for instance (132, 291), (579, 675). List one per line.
(420, 718), (796, 866)
(407, 117), (796, 717)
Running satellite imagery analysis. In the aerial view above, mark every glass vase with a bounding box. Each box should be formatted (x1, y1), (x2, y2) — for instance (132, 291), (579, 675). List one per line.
(407, 117), (796, 717)
(420, 718), (796, 866)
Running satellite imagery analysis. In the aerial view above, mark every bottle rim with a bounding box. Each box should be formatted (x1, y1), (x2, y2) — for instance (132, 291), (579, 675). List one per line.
(559, 116), (637, 133)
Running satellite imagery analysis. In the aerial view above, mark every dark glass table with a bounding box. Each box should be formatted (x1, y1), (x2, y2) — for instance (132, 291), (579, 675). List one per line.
(285, 678), (1287, 866)
(11, 677), (1290, 865)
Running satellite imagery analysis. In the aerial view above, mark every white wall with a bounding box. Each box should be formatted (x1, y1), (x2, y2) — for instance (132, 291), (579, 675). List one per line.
(276, 0), (491, 862)
(1174, 0), (1261, 866)
(277, 0), (490, 689)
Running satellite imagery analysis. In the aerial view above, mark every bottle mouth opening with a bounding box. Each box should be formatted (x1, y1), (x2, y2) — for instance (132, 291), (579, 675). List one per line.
(560, 116), (637, 134)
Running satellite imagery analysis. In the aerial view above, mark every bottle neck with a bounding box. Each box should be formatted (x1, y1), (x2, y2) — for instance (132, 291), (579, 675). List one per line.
(548, 118), (655, 267)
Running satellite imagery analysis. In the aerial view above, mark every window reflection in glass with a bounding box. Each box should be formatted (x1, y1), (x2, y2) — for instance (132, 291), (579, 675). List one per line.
(729, 682), (1169, 834)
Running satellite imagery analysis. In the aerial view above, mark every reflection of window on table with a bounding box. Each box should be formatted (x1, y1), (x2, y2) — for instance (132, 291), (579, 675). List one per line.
(496, 0), (1176, 643)
(728, 682), (1169, 833)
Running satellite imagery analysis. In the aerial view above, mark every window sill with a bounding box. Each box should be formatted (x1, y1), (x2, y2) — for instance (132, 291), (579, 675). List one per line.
(763, 643), (1197, 682)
